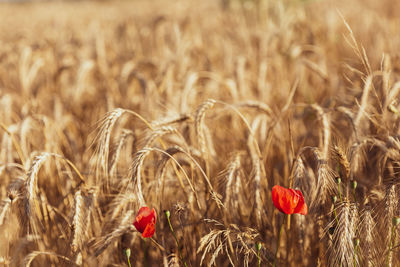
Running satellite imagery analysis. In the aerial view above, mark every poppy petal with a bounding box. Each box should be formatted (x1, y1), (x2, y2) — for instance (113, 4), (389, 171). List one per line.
(133, 207), (157, 236)
(272, 185), (284, 213)
(133, 220), (145, 233)
(272, 185), (307, 215)
(151, 208), (157, 224)
(142, 222), (155, 238)
(133, 207), (151, 233)
(293, 190), (308, 215)
(273, 185), (297, 214)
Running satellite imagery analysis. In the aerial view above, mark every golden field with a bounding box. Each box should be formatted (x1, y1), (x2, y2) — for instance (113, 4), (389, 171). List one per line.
(1, 0), (400, 266)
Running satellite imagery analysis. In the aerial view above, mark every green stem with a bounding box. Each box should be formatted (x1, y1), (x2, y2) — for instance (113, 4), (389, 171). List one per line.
(143, 238), (148, 266)
(124, 249), (132, 267)
(334, 208), (339, 226)
(167, 214), (179, 249)
(273, 215), (286, 267)
(353, 239), (359, 267)
(353, 245), (357, 267)
(352, 180), (357, 203)
(166, 211), (188, 267)
(337, 181), (343, 202)
(256, 242), (261, 267)
(331, 196), (339, 226)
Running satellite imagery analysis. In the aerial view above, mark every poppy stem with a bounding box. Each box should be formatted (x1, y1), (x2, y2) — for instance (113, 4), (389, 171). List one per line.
(330, 196), (339, 226)
(334, 209), (339, 226)
(165, 210), (188, 267)
(351, 180), (357, 203)
(336, 178), (343, 202)
(124, 248), (132, 267)
(256, 242), (262, 267)
(273, 215), (286, 267)
(287, 215), (291, 230)
(353, 238), (359, 267)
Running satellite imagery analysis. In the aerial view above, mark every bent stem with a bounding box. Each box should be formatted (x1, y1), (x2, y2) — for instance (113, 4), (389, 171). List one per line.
(150, 237), (165, 252)
(273, 215), (286, 267)
(165, 210), (188, 267)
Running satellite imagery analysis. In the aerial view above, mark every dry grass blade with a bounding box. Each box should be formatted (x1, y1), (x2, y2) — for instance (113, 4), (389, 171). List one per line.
(198, 220), (259, 267)
(0, 199), (11, 226)
(168, 253), (181, 267)
(143, 126), (178, 148)
(311, 104), (330, 160)
(332, 145), (350, 181)
(93, 108), (154, 183)
(339, 12), (372, 75)
(71, 189), (94, 253)
(194, 99), (216, 157)
(93, 210), (135, 256)
(127, 148), (150, 206)
(328, 201), (358, 266)
(359, 207), (379, 267)
(295, 147), (336, 207)
(24, 153), (51, 236)
(223, 153), (241, 212)
(0, 122), (26, 166)
(235, 101), (273, 116)
(23, 250), (76, 267)
(312, 148), (336, 206)
(151, 146), (205, 209)
(354, 75), (373, 129)
(93, 108), (127, 181)
(151, 114), (192, 128)
(109, 129), (135, 175)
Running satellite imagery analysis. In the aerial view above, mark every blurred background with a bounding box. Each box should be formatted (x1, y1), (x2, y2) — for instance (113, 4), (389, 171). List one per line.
(1, 0), (400, 266)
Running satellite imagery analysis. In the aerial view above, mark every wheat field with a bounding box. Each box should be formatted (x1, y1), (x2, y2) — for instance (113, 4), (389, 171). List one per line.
(1, 0), (400, 266)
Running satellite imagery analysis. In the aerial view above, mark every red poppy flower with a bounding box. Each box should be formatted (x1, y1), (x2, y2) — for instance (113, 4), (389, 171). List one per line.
(133, 207), (157, 238)
(272, 185), (308, 215)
